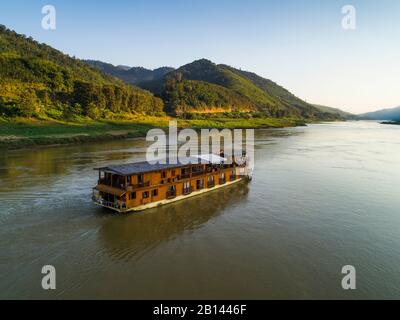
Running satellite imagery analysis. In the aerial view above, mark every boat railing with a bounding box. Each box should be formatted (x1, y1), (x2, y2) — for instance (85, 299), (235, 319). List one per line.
(207, 181), (215, 188)
(98, 178), (108, 185)
(219, 178), (226, 185)
(97, 179), (123, 188)
(191, 170), (204, 177)
(166, 190), (177, 199)
(127, 181), (150, 190)
(180, 173), (190, 179)
(183, 186), (193, 195)
(92, 196), (126, 211)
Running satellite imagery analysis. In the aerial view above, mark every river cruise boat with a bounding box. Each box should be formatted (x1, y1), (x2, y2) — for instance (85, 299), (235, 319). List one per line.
(92, 153), (250, 213)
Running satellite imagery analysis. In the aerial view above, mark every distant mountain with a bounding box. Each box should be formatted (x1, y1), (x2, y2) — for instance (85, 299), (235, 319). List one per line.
(85, 60), (175, 85)
(359, 106), (400, 121)
(313, 104), (357, 120)
(116, 65), (131, 71)
(0, 26), (163, 119)
(139, 59), (339, 119)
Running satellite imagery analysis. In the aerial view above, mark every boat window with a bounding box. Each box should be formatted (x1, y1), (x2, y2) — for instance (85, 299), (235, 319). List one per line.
(196, 179), (204, 189)
(129, 192), (136, 200)
(152, 189), (158, 197)
(172, 170), (176, 176)
(161, 171), (167, 178)
(143, 191), (149, 199)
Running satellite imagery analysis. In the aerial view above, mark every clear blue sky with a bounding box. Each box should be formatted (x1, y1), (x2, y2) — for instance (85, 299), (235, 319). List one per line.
(1, 0), (400, 113)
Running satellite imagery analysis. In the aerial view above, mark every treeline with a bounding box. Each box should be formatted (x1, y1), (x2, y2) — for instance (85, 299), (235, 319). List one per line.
(0, 25), (163, 120)
(162, 75), (255, 115)
(0, 82), (163, 119)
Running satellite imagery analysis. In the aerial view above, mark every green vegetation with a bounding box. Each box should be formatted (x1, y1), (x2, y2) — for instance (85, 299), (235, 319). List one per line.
(225, 66), (321, 117)
(0, 116), (304, 150)
(163, 77), (255, 115)
(179, 117), (306, 129)
(0, 26), (341, 150)
(0, 25), (163, 120)
(139, 59), (340, 120)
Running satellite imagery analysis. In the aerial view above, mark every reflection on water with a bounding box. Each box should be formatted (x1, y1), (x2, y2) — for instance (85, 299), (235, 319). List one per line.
(1, 121), (400, 299)
(99, 183), (249, 262)
(0, 138), (150, 191)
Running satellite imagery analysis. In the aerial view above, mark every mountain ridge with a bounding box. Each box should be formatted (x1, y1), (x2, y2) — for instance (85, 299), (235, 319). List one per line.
(136, 59), (340, 119)
(359, 106), (400, 120)
(1, 25), (341, 122)
(84, 60), (175, 86)
(312, 104), (357, 120)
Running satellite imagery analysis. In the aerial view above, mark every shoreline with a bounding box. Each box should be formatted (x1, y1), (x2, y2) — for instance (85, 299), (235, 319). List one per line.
(381, 121), (400, 125)
(0, 117), (307, 151)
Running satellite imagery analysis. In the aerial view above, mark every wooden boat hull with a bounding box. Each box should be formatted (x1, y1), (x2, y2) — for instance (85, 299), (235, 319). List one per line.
(94, 177), (244, 213)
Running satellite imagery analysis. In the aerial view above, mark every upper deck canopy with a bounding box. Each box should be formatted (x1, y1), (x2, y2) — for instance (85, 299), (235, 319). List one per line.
(95, 154), (229, 176)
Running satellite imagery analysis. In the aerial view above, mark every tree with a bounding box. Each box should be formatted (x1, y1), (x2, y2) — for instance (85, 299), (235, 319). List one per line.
(18, 90), (39, 117)
(62, 103), (82, 120)
(86, 102), (101, 119)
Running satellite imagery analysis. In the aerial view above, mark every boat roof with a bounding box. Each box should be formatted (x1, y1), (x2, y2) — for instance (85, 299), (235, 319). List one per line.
(95, 154), (228, 176)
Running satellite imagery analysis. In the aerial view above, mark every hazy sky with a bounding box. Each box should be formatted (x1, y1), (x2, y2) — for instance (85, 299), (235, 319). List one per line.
(1, 0), (400, 113)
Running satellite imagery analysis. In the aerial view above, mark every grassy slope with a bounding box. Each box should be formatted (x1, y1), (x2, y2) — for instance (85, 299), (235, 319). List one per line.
(0, 116), (305, 150)
(163, 59), (285, 115)
(139, 59), (337, 120)
(218, 66), (281, 112)
(225, 66), (317, 116)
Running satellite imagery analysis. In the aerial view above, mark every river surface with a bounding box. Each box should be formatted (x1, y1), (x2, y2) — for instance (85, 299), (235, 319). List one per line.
(1, 121), (399, 299)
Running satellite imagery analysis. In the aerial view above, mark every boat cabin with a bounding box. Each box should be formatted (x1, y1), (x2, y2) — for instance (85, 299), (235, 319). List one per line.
(92, 154), (248, 212)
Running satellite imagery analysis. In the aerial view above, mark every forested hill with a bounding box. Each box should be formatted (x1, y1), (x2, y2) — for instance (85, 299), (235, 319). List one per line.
(136, 59), (339, 119)
(0, 26), (163, 120)
(0, 26), (339, 122)
(84, 60), (174, 86)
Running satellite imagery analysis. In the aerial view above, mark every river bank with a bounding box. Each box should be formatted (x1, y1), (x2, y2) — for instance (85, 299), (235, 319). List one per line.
(381, 121), (400, 125)
(0, 116), (306, 150)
